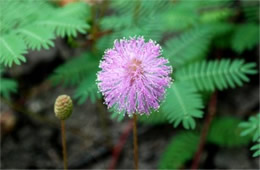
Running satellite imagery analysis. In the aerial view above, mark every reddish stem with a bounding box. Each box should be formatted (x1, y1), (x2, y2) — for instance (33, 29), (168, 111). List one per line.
(191, 92), (217, 169)
(109, 120), (133, 170)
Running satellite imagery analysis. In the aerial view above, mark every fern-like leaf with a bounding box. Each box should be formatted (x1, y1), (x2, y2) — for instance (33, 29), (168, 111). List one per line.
(200, 8), (234, 23)
(251, 139), (260, 157)
(97, 19), (163, 52)
(239, 114), (260, 141)
(208, 117), (251, 147)
(162, 82), (204, 129)
(0, 0), (90, 66)
(0, 76), (17, 99)
(0, 0), (53, 33)
(100, 15), (133, 30)
(17, 26), (55, 50)
(50, 53), (99, 86)
(110, 111), (125, 122)
(55, 2), (90, 19)
(239, 113), (260, 157)
(164, 27), (212, 68)
(0, 35), (27, 67)
(37, 18), (89, 38)
(159, 132), (199, 169)
(159, 4), (199, 31)
(73, 72), (101, 104)
(231, 23), (259, 53)
(175, 59), (257, 91)
(242, 1), (259, 22)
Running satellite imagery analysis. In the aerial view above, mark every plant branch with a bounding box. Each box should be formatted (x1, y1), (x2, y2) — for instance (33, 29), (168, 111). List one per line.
(109, 120), (133, 170)
(191, 92), (217, 169)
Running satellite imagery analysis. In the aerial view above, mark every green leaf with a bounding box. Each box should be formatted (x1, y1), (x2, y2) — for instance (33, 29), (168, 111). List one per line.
(239, 114), (260, 157)
(50, 53), (99, 86)
(242, 1), (259, 22)
(17, 26), (55, 50)
(162, 82), (204, 130)
(73, 72), (101, 104)
(159, 132), (199, 169)
(0, 0), (53, 33)
(159, 4), (199, 31)
(164, 27), (212, 68)
(175, 59), (257, 91)
(56, 2), (90, 19)
(200, 8), (234, 23)
(97, 24), (162, 53)
(231, 23), (259, 53)
(100, 15), (133, 30)
(251, 139), (260, 157)
(208, 117), (251, 147)
(0, 35), (27, 67)
(239, 114), (260, 141)
(110, 111), (125, 122)
(37, 18), (89, 38)
(0, 0), (90, 66)
(0, 76), (17, 99)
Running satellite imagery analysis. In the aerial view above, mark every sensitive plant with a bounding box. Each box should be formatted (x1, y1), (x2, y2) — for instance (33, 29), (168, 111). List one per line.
(97, 37), (172, 116)
(0, 0), (259, 169)
(97, 36), (172, 168)
(54, 94), (73, 169)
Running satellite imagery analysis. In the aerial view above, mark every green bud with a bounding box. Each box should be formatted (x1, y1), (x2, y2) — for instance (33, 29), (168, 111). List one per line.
(54, 95), (73, 120)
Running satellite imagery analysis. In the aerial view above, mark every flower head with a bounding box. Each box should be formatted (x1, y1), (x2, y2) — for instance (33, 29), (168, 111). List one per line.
(54, 95), (73, 120)
(97, 36), (172, 116)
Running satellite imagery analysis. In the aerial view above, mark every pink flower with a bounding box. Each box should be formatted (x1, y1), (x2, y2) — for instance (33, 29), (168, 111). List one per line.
(97, 36), (172, 115)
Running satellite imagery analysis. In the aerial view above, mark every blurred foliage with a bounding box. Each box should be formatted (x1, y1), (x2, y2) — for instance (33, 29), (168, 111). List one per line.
(138, 110), (168, 125)
(159, 116), (252, 169)
(0, 67), (17, 99)
(208, 117), (251, 147)
(0, 0), (90, 67)
(159, 131), (200, 169)
(0, 0), (258, 128)
(239, 113), (260, 157)
(0, 0), (259, 168)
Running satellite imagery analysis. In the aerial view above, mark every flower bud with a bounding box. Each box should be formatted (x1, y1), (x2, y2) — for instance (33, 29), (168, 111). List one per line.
(54, 95), (73, 120)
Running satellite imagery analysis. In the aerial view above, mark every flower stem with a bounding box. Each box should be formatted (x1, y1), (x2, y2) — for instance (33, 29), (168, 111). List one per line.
(61, 120), (68, 170)
(133, 114), (139, 170)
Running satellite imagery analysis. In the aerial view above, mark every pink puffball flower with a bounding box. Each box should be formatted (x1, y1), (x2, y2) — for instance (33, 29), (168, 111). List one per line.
(97, 36), (172, 116)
